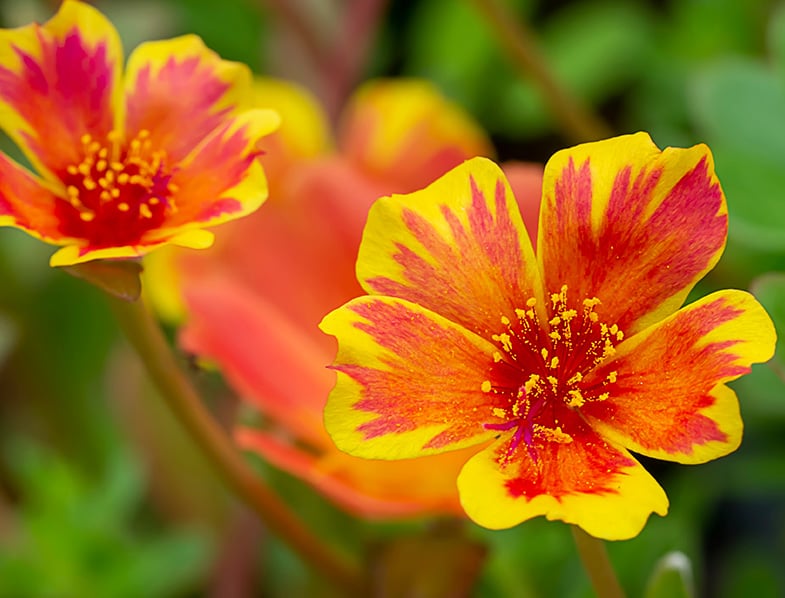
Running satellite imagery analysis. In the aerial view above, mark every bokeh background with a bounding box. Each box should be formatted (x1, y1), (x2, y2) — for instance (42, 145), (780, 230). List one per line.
(0, 0), (784, 596)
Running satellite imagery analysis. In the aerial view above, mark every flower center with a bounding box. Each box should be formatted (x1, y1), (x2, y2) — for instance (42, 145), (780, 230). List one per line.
(55, 130), (179, 248)
(482, 285), (623, 464)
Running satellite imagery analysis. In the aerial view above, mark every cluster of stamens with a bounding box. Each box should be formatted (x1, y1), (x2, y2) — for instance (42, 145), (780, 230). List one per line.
(482, 285), (624, 464)
(57, 129), (179, 244)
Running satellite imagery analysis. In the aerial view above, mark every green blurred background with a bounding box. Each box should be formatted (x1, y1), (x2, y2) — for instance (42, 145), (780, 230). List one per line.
(0, 0), (784, 596)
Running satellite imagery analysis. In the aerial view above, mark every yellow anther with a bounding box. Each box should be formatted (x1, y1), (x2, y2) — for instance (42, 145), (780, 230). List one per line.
(117, 173), (130, 185)
(540, 347), (548, 360)
(492, 351), (503, 363)
(606, 371), (618, 383)
(140, 204), (153, 218)
(111, 188), (120, 198)
(549, 356), (559, 369)
(549, 316), (561, 326)
(149, 197), (160, 205)
(83, 178), (97, 191)
(549, 331), (561, 341)
(79, 211), (95, 222)
(492, 333), (513, 353)
(66, 185), (79, 197)
(547, 375), (558, 388)
(524, 374), (540, 394)
(566, 389), (584, 408)
(118, 202), (130, 212)
(77, 163), (91, 176)
(67, 165), (78, 175)
(96, 159), (107, 172)
(567, 372), (583, 385)
(111, 162), (124, 172)
(597, 392), (610, 401)
(526, 297), (537, 308)
(500, 315), (510, 326)
(99, 190), (111, 202)
(492, 407), (506, 419)
(481, 380), (492, 393)
(80, 133), (92, 145)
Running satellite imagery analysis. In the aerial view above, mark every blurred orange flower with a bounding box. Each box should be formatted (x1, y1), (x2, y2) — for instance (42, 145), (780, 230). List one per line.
(153, 78), (543, 518)
(0, 0), (278, 266)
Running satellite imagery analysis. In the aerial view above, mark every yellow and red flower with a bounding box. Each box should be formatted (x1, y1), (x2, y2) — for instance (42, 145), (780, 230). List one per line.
(0, 0), (278, 266)
(158, 77), (542, 518)
(321, 133), (777, 539)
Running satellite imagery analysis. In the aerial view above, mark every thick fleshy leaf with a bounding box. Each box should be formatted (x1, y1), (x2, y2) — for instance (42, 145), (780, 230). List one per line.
(152, 108), (279, 233)
(457, 426), (668, 540)
(322, 295), (502, 459)
(339, 79), (494, 191)
(0, 154), (63, 243)
(0, 0), (123, 180)
(124, 34), (252, 165)
(236, 429), (471, 519)
(582, 290), (776, 463)
(359, 156), (541, 338)
(538, 132), (727, 335)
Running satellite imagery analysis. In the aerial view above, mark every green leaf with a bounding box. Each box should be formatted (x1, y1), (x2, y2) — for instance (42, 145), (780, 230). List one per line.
(644, 551), (695, 598)
(751, 272), (785, 381)
(690, 60), (785, 250)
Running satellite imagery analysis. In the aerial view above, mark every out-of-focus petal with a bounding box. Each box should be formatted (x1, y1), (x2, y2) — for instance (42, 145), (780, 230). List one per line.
(502, 161), (543, 245)
(340, 79), (494, 191)
(252, 77), (332, 185)
(236, 429), (472, 519)
(181, 274), (333, 450)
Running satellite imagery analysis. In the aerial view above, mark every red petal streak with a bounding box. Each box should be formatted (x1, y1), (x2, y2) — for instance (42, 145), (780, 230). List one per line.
(0, 27), (115, 177)
(126, 52), (233, 164)
(500, 414), (635, 500)
(334, 298), (500, 450)
(365, 171), (537, 337)
(541, 153), (726, 334)
(163, 119), (258, 228)
(582, 293), (756, 460)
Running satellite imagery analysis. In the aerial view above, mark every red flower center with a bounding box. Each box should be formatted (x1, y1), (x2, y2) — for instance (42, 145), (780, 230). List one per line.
(55, 130), (179, 248)
(482, 285), (623, 464)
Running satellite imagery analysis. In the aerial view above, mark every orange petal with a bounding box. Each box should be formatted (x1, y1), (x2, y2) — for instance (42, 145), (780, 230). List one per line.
(358, 156), (542, 338)
(457, 421), (668, 540)
(340, 79), (494, 191)
(0, 153), (64, 244)
(321, 296), (503, 459)
(251, 77), (332, 185)
(153, 108), (279, 235)
(582, 290), (776, 464)
(503, 161), (543, 245)
(0, 0), (123, 181)
(236, 428), (471, 519)
(538, 133), (727, 335)
(181, 274), (333, 450)
(124, 35), (253, 164)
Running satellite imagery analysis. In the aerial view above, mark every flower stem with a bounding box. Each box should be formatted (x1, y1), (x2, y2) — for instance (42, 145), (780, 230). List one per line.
(571, 526), (626, 598)
(469, 0), (613, 143)
(108, 295), (364, 594)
